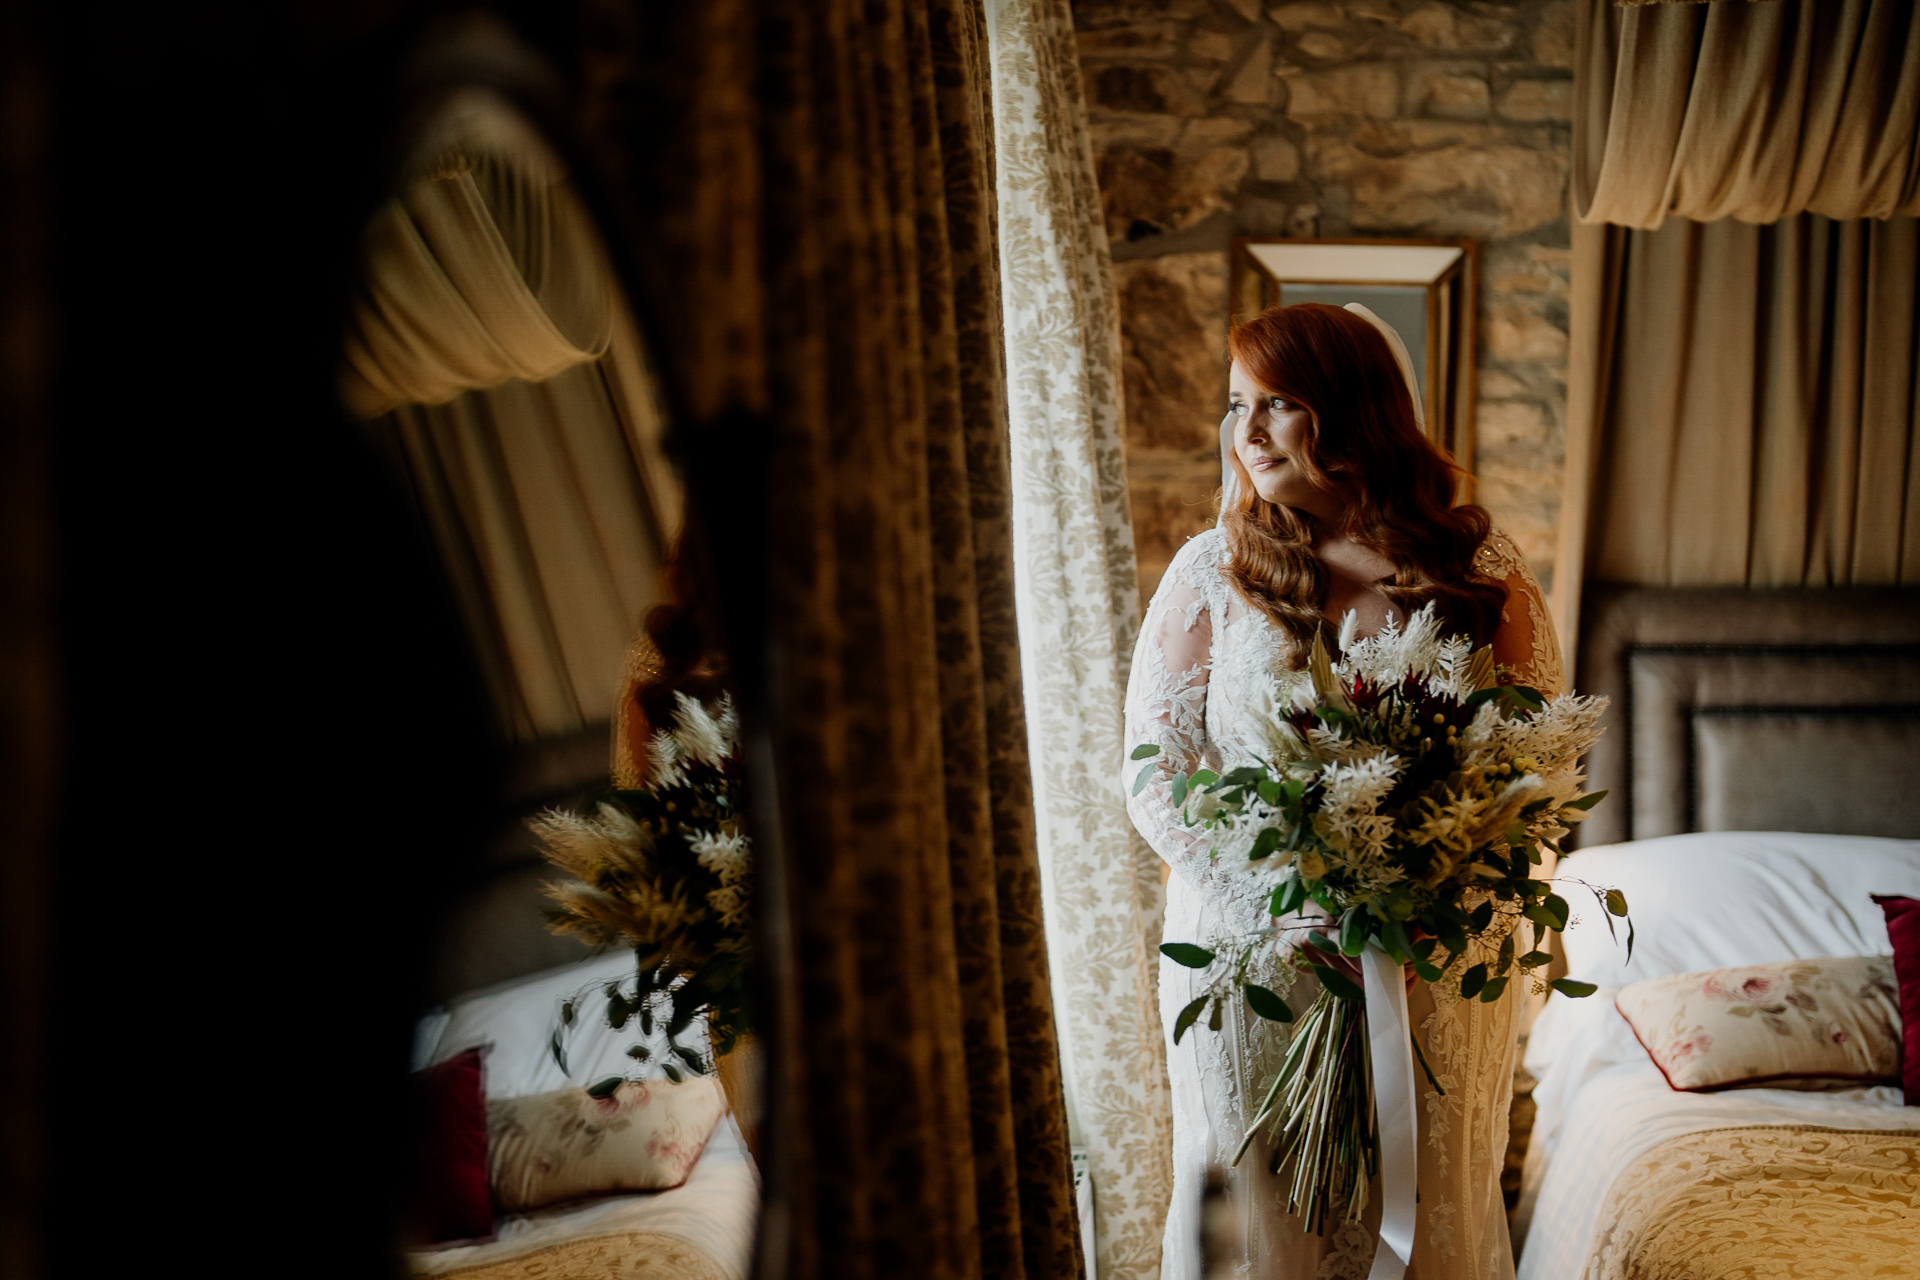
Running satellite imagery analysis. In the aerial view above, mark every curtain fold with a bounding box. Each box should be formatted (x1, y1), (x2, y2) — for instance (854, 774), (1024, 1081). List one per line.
(604, 1), (1084, 1275)
(1559, 214), (1920, 618)
(1574, 0), (1920, 229)
(986, 2), (1172, 1277)
(349, 92), (678, 742)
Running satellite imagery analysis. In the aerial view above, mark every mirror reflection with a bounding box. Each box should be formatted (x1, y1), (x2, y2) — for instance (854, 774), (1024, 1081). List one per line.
(342, 89), (758, 1271)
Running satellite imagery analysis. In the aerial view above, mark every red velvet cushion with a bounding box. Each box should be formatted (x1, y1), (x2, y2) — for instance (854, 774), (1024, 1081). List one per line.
(410, 1048), (495, 1244)
(1873, 895), (1920, 1106)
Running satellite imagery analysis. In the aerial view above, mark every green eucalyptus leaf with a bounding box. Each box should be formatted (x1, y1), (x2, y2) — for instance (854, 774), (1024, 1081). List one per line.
(1190, 768), (1220, 788)
(1338, 907), (1371, 956)
(1550, 978), (1599, 998)
(1311, 962), (1365, 1002)
(1562, 790), (1609, 812)
(1244, 984), (1295, 1023)
(1496, 931), (1515, 975)
(1507, 685), (1546, 710)
(586, 1076), (625, 1100)
(1130, 743), (1162, 760)
(549, 1031), (569, 1074)
(1411, 937), (1438, 963)
(626, 1045), (650, 1060)
(1605, 889), (1629, 917)
(1381, 918), (1413, 964)
(1250, 827), (1282, 861)
(1412, 960), (1444, 984)
(1518, 950), (1553, 970)
(560, 1000), (575, 1026)
(1276, 873), (1309, 917)
(1459, 962), (1488, 999)
(1132, 762), (1156, 797)
(1477, 975), (1510, 1003)
(662, 1063), (684, 1083)
(1542, 893), (1571, 931)
(1173, 996), (1208, 1045)
(1160, 942), (1216, 969)
(1304, 929), (1341, 955)
(1257, 779), (1283, 806)
(1207, 999), (1224, 1032)
(1464, 687), (1502, 708)
(1170, 772), (1189, 807)
(1469, 900), (1495, 932)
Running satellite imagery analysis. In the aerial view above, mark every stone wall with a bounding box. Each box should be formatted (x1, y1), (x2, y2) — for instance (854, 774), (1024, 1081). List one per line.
(1076, 0), (1574, 599)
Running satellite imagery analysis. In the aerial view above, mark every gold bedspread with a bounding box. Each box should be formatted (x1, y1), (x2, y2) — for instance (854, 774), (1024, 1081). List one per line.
(1585, 1125), (1920, 1279)
(423, 1231), (729, 1280)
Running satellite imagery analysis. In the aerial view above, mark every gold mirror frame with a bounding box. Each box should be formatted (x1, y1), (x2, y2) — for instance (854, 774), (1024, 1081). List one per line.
(1232, 237), (1478, 487)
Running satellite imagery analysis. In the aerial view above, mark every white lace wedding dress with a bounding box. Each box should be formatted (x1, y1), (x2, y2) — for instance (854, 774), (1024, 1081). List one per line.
(1125, 524), (1563, 1280)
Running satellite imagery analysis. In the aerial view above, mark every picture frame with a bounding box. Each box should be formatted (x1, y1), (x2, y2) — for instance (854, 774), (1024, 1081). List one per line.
(1232, 237), (1478, 484)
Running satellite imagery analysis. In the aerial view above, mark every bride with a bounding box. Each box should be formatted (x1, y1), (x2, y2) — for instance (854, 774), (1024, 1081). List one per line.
(1125, 302), (1562, 1280)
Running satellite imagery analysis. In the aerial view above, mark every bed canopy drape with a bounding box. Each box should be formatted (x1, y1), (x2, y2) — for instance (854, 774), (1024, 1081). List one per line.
(343, 94), (679, 742)
(1554, 0), (1920, 667)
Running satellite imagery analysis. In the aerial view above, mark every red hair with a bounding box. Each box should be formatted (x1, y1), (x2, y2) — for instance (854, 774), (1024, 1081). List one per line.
(1222, 303), (1504, 661)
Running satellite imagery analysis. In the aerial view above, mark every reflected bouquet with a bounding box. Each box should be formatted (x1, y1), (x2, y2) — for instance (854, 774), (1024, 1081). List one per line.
(1135, 606), (1625, 1230)
(530, 693), (751, 1092)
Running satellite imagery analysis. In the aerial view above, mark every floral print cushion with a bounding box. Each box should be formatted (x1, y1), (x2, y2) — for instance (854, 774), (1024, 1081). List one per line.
(488, 1076), (727, 1212)
(1615, 955), (1901, 1092)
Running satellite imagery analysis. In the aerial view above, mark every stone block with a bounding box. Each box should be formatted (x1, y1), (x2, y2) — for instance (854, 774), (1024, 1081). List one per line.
(1477, 400), (1551, 450)
(1486, 298), (1567, 361)
(1090, 63), (1206, 115)
(1077, 22), (1182, 57)
(1399, 3), (1518, 52)
(1268, 2), (1344, 33)
(1222, 0), (1265, 21)
(1282, 65), (1399, 120)
(1476, 369), (1533, 400)
(1184, 117), (1256, 147)
(1499, 78), (1571, 122)
(1310, 124), (1568, 237)
(1098, 144), (1249, 240)
(1532, 1), (1575, 68)
(1300, 30), (1357, 60)
(1112, 252), (1231, 453)
(1090, 115), (1184, 151)
(1126, 449), (1223, 599)
(1191, 29), (1238, 62)
(1225, 34), (1274, 103)
(1410, 69), (1491, 120)
(1252, 134), (1301, 182)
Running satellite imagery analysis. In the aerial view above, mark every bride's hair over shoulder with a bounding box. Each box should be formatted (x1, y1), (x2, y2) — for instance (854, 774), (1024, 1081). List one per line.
(1222, 302), (1505, 662)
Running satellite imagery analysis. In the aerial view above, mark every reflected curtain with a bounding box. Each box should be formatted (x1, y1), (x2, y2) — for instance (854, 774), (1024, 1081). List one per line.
(345, 92), (679, 741)
(593, 1), (1084, 1277)
(1573, 0), (1920, 229)
(986, 2), (1171, 1277)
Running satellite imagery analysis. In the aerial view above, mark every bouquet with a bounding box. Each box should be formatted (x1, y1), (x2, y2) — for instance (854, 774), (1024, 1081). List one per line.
(1134, 606), (1627, 1232)
(530, 692), (752, 1096)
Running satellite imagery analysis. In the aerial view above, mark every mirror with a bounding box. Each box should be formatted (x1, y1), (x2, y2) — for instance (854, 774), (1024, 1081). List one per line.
(341, 72), (760, 1270)
(1233, 238), (1478, 475)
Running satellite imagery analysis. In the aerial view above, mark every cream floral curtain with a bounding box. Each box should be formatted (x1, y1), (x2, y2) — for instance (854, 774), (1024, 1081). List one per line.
(986, 3), (1172, 1277)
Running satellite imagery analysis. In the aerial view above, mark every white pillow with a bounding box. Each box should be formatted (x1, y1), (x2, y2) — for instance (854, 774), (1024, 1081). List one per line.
(1555, 832), (1920, 989)
(423, 952), (700, 1099)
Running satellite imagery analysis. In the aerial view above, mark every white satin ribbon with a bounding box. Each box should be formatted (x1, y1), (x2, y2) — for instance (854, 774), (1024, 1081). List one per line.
(1359, 945), (1419, 1280)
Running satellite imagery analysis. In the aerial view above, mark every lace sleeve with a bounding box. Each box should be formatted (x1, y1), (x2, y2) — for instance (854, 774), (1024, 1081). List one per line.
(1474, 528), (1564, 698)
(1123, 539), (1223, 890)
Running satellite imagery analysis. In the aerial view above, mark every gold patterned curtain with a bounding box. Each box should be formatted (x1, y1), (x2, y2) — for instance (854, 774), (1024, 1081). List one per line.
(596, 2), (1082, 1276)
(1553, 0), (1920, 665)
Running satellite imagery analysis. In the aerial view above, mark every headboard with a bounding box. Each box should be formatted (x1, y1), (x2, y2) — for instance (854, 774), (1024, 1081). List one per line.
(429, 723), (614, 1003)
(1573, 586), (1920, 847)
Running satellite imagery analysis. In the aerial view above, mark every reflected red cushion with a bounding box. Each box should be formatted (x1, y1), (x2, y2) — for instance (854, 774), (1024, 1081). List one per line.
(1873, 895), (1920, 1106)
(411, 1048), (494, 1244)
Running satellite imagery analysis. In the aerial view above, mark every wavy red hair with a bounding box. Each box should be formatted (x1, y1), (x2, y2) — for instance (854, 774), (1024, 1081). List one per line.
(1222, 302), (1504, 661)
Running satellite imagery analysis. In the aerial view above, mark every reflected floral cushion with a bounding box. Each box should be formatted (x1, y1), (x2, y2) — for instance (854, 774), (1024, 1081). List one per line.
(1615, 955), (1900, 1092)
(488, 1075), (727, 1212)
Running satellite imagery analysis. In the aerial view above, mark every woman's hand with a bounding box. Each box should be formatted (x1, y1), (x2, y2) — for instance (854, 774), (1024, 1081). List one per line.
(1304, 922), (1418, 993)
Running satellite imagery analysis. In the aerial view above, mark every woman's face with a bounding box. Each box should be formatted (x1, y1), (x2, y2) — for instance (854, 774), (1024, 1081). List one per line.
(1228, 358), (1326, 513)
